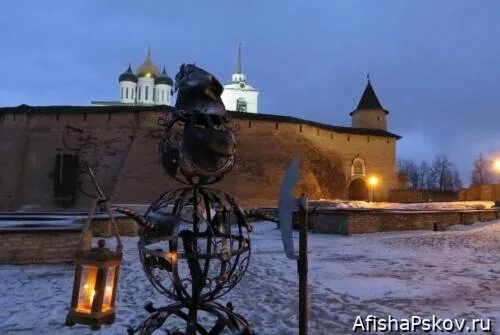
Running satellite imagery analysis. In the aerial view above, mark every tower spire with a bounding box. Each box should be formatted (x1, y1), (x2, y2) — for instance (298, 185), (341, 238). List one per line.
(237, 42), (242, 74)
(357, 79), (383, 110)
(231, 42), (247, 84)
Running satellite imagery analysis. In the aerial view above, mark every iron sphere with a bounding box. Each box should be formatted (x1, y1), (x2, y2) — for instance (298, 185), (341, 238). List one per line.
(138, 187), (252, 304)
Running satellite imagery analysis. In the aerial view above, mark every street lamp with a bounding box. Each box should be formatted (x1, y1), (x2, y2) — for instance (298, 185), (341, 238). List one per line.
(494, 159), (500, 173)
(493, 159), (500, 186)
(368, 176), (379, 201)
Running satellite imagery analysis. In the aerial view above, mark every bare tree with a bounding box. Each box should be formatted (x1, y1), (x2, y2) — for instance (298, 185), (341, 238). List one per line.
(471, 153), (494, 185)
(428, 155), (462, 192)
(399, 156), (462, 192)
(417, 161), (432, 189)
(398, 159), (436, 189)
(398, 159), (419, 189)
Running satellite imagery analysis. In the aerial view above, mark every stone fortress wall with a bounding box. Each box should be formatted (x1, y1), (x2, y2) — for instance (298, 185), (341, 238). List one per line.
(459, 184), (500, 202)
(0, 105), (400, 211)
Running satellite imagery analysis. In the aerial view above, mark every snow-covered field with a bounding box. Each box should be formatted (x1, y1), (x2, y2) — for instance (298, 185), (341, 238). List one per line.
(312, 200), (496, 211)
(2, 219), (500, 334)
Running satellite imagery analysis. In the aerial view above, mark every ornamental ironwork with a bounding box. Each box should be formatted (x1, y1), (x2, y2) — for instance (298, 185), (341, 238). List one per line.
(123, 63), (254, 335)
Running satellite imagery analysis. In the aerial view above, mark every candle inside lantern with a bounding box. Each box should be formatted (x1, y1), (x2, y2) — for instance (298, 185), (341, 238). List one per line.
(89, 289), (96, 306)
(76, 266), (98, 312)
(166, 251), (177, 262)
(102, 266), (117, 311)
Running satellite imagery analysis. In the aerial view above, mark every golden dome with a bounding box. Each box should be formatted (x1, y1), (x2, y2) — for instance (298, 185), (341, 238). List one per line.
(136, 49), (160, 78)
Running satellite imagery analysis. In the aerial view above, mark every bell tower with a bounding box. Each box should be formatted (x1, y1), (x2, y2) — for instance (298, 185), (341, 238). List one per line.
(350, 77), (388, 130)
(221, 43), (259, 113)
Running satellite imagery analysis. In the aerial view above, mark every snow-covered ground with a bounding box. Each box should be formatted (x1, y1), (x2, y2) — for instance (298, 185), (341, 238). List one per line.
(312, 200), (496, 211)
(2, 220), (500, 334)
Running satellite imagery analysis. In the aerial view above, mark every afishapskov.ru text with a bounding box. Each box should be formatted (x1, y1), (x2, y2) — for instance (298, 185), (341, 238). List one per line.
(352, 314), (491, 332)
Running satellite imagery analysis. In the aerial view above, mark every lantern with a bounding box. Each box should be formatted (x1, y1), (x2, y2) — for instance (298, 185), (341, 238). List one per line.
(66, 239), (122, 330)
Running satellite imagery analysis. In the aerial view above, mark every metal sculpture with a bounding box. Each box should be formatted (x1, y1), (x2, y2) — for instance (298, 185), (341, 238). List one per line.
(279, 157), (309, 335)
(124, 64), (254, 335)
(159, 64), (235, 185)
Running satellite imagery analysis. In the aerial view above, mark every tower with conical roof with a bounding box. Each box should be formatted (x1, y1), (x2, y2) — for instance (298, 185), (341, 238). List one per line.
(221, 43), (259, 113)
(350, 77), (389, 130)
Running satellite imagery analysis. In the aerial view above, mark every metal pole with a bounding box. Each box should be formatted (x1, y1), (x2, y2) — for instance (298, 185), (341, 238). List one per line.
(186, 187), (200, 335)
(298, 196), (308, 335)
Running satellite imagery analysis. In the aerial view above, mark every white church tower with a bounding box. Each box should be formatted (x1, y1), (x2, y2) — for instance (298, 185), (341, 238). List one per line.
(221, 44), (259, 113)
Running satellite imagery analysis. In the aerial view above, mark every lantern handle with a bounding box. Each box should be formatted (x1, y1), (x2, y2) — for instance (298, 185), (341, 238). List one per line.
(77, 197), (98, 251)
(78, 164), (123, 252)
(86, 163), (106, 199)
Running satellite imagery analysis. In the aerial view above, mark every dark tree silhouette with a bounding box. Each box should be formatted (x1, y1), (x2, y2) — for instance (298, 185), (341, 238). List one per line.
(428, 155), (462, 192)
(398, 159), (433, 189)
(399, 155), (461, 191)
(471, 153), (494, 186)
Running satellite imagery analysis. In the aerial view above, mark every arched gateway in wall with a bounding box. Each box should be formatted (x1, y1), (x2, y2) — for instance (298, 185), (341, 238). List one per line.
(348, 178), (369, 200)
(348, 156), (369, 200)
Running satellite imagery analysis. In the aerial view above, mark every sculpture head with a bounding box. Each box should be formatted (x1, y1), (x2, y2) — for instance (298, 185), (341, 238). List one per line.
(159, 64), (235, 185)
(174, 63), (225, 116)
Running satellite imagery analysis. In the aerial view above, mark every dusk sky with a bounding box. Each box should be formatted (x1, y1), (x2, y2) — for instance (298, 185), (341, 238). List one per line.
(0, 1), (498, 184)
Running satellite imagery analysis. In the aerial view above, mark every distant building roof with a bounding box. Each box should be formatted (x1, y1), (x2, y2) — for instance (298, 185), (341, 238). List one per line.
(230, 111), (401, 139)
(358, 81), (382, 109)
(0, 104), (169, 114)
(351, 80), (389, 115)
(223, 82), (257, 92)
(155, 67), (173, 86)
(136, 49), (160, 78)
(118, 64), (138, 83)
(0, 105), (401, 140)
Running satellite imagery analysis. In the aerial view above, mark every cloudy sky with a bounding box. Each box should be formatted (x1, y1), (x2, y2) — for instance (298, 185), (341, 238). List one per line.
(0, 1), (498, 184)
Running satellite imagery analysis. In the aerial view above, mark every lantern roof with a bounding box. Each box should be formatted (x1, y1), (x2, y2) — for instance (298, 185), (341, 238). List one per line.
(75, 242), (122, 263)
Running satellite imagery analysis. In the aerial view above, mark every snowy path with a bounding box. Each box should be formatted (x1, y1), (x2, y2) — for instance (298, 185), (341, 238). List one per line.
(1, 220), (500, 334)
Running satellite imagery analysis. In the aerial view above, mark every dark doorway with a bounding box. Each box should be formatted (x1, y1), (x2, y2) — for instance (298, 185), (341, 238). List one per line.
(348, 178), (368, 200)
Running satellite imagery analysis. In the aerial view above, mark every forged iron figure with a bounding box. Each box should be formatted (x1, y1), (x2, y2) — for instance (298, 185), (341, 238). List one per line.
(174, 63), (226, 117)
(159, 64), (235, 185)
(119, 64), (254, 335)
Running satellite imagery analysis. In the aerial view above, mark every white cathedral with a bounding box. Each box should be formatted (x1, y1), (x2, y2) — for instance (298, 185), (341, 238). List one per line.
(220, 44), (258, 114)
(91, 45), (259, 113)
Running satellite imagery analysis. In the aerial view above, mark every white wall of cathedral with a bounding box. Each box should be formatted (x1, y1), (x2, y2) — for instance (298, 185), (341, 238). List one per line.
(154, 84), (172, 106)
(221, 88), (258, 113)
(137, 77), (155, 104)
(119, 81), (137, 104)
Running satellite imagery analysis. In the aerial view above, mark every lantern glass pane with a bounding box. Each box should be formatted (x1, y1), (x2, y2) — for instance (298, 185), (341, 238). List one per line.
(102, 266), (116, 311)
(76, 266), (98, 312)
